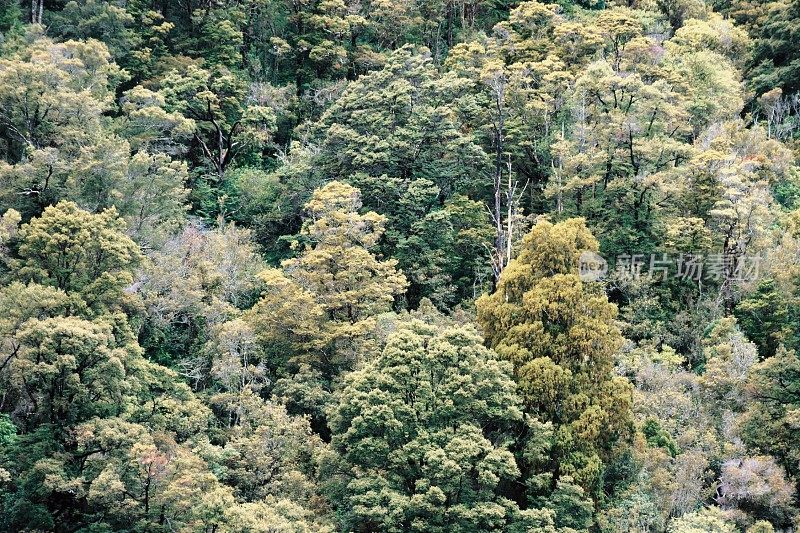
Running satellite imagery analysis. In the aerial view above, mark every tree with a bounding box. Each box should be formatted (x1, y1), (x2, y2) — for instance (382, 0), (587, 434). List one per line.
(245, 268), (324, 375)
(0, 33), (190, 241)
(208, 390), (329, 519)
(137, 222), (265, 369)
(8, 316), (127, 428)
(742, 346), (800, 484)
(667, 15), (750, 70)
(0, 137), (189, 245)
(395, 194), (494, 308)
(0, 0), (22, 32)
(157, 64), (277, 182)
(116, 85), (195, 157)
(446, 1), (571, 279)
(717, 456), (795, 526)
(115, 63), (285, 223)
(48, 0), (139, 64)
(274, 181), (407, 373)
(0, 32), (124, 162)
(700, 318), (759, 412)
(242, 181), (407, 434)
(324, 319), (555, 532)
(553, 52), (693, 257)
(0, 202), (232, 531)
(735, 278), (798, 358)
(669, 507), (737, 533)
(311, 45), (489, 259)
(11, 201), (142, 310)
(477, 218), (634, 500)
(619, 343), (719, 525)
(4, 0), (800, 529)
(744, 0), (800, 97)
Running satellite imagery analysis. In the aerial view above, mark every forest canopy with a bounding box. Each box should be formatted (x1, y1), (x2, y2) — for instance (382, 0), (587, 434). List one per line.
(1, 0), (800, 531)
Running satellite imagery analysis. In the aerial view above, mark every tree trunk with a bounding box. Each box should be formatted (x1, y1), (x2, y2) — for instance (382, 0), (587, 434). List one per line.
(492, 79), (506, 283)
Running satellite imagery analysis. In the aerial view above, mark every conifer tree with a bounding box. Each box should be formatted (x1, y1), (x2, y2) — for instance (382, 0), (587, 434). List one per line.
(477, 218), (634, 498)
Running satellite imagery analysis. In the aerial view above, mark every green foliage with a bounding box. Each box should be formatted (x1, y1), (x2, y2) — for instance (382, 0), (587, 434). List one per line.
(545, 477), (594, 530)
(324, 319), (551, 531)
(270, 181), (407, 371)
(12, 201), (141, 308)
(396, 194), (494, 308)
(642, 418), (679, 457)
(1, 0), (800, 530)
(0, 0), (21, 33)
(668, 507), (737, 532)
(0, 31), (124, 161)
(138, 222), (265, 367)
(48, 0), (138, 62)
(477, 218), (634, 500)
(745, 0), (800, 96)
(735, 278), (800, 358)
(742, 346), (800, 482)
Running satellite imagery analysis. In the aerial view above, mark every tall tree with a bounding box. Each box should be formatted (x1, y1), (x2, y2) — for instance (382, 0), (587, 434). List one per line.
(477, 218), (634, 505)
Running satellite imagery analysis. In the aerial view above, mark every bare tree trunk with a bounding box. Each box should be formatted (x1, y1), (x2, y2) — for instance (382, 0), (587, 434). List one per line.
(485, 71), (530, 284)
(492, 75), (506, 283)
(506, 159), (514, 267)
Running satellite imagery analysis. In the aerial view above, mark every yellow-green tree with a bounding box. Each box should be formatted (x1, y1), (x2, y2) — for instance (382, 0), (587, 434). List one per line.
(12, 201), (142, 310)
(249, 181), (407, 433)
(269, 181), (407, 373)
(476, 218), (634, 502)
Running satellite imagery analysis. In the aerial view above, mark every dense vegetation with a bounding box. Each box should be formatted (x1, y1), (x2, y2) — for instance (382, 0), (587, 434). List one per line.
(1, 0), (800, 530)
